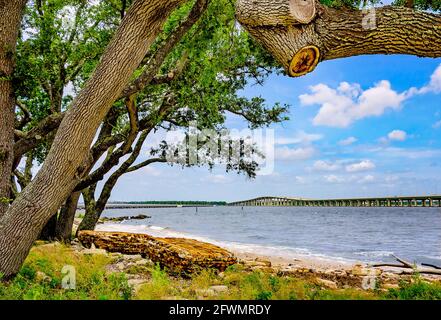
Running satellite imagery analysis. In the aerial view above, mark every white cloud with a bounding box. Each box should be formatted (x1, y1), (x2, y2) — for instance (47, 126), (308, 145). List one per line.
(338, 136), (357, 146)
(372, 147), (441, 159)
(345, 160), (376, 172)
(418, 64), (441, 94)
(275, 146), (315, 161)
(312, 160), (340, 171)
(358, 175), (375, 184)
(324, 175), (345, 183)
(387, 130), (407, 141)
(433, 120), (441, 129)
(385, 175), (399, 183)
(275, 131), (322, 145)
(299, 63), (441, 128)
(300, 81), (406, 128)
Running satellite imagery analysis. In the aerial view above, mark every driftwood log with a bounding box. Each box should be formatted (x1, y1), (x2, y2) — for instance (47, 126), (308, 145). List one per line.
(370, 254), (441, 275)
(78, 230), (237, 275)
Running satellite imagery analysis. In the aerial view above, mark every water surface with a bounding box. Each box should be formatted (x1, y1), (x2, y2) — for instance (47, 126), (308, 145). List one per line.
(96, 206), (441, 265)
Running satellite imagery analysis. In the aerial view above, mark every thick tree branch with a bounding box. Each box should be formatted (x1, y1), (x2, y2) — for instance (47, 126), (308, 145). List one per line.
(15, 101), (31, 130)
(236, 1), (441, 76)
(13, 112), (65, 167)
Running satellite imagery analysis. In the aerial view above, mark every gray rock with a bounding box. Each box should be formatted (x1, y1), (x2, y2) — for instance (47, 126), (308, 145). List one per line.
(135, 258), (154, 266)
(122, 254), (143, 261)
(209, 285), (228, 293)
(316, 278), (338, 289)
(82, 248), (108, 255)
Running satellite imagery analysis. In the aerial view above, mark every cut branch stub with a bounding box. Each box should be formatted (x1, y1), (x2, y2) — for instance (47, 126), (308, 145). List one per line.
(235, 0), (316, 26)
(289, 0), (316, 24)
(289, 45), (320, 77)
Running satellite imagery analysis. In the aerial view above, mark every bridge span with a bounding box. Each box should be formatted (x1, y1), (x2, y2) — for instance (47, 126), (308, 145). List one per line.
(228, 195), (441, 207)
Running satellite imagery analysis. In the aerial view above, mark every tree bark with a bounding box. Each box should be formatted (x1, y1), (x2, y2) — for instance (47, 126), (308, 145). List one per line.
(38, 213), (57, 241)
(0, 0), (27, 217)
(55, 191), (81, 242)
(236, 1), (441, 76)
(0, 0), (186, 278)
(76, 186), (98, 234)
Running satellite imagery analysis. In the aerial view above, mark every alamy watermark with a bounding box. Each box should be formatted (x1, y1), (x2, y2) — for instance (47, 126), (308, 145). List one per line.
(61, 265), (76, 290)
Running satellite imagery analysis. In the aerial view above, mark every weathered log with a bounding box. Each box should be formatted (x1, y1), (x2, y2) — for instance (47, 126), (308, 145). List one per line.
(78, 231), (237, 275)
(370, 255), (441, 275)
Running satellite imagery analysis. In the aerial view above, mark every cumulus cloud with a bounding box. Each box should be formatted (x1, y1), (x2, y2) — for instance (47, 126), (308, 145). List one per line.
(338, 136), (357, 146)
(358, 175), (375, 184)
(387, 130), (407, 141)
(345, 160), (375, 172)
(299, 63), (441, 128)
(433, 120), (441, 129)
(299, 81), (406, 128)
(324, 175), (345, 183)
(275, 146), (315, 161)
(418, 64), (441, 94)
(312, 160), (341, 171)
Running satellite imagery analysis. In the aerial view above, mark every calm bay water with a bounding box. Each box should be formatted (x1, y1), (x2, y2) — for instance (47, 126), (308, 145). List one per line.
(96, 206), (441, 265)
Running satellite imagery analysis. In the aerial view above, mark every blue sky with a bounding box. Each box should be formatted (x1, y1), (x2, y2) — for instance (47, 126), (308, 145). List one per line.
(109, 55), (441, 202)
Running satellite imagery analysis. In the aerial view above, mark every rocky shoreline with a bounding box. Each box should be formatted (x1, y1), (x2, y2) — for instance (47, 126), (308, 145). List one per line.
(71, 219), (441, 292)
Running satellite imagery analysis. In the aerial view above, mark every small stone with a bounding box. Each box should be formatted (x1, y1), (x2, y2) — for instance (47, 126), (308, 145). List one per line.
(135, 259), (154, 267)
(82, 248), (108, 255)
(351, 265), (369, 276)
(122, 254), (143, 261)
(254, 258), (272, 267)
(243, 260), (268, 268)
(115, 262), (126, 271)
(36, 271), (52, 283)
(316, 278), (338, 289)
(209, 285), (228, 293)
(128, 278), (148, 294)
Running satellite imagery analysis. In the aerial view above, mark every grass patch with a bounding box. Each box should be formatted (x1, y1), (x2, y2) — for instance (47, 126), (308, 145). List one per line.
(0, 243), (131, 300)
(385, 275), (441, 300)
(2, 243), (441, 300)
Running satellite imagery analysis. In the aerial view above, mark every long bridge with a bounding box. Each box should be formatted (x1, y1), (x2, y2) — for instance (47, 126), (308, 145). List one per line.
(228, 195), (441, 207)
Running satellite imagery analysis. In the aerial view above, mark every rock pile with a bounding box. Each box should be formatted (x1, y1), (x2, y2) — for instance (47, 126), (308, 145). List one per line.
(78, 230), (237, 275)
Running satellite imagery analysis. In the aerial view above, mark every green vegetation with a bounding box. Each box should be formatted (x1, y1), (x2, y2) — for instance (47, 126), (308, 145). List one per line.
(0, 244), (131, 300)
(2, 244), (441, 300)
(385, 275), (441, 300)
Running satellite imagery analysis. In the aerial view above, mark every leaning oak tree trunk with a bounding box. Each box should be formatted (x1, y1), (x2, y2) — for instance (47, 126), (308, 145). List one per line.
(236, 0), (441, 77)
(0, 0), (27, 217)
(0, 0), (186, 278)
(55, 191), (81, 242)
